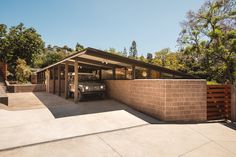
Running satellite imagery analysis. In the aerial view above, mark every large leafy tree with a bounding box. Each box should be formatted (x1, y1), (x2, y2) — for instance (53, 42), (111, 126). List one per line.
(178, 0), (236, 83)
(0, 23), (44, 77)
(34, 48), (69, 68)
(152, 48), (185, 71)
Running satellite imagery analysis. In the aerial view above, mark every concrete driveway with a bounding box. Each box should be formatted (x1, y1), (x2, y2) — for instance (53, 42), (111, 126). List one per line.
(0, 92), (236, 157)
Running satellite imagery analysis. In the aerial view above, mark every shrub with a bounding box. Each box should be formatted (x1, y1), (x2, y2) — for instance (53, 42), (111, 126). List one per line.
(15, 58), (32, 83)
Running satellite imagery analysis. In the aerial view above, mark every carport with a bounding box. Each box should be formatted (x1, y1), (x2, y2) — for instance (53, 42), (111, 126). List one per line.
(36, 47), (195, 102)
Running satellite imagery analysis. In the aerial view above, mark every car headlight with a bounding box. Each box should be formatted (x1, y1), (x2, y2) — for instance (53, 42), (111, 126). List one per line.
(100, 85), (104, 89)
(85, 86), (89, 90)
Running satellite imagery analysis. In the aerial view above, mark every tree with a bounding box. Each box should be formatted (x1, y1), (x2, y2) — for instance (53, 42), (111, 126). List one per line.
(139, 55), (147, 62)
(75, 43), (84, 51)
(152, 48), (185, 71)
(123, 47), (127, 57)
(0, 24), (8, 62)
(106, 47), (123, 56)
(15, 58), (32, 83)
(0, 23), (44, 78)
(34, 48), (68, 68)
(146, 53), (153, 63)
(178, 0), (236, 83)
(129, 41), (138, 58)
(62, 45), (73, 52)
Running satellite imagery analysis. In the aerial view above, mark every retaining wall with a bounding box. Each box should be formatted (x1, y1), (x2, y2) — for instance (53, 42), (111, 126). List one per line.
(105, 79), (207, 122)
(7, 84), (46, 93)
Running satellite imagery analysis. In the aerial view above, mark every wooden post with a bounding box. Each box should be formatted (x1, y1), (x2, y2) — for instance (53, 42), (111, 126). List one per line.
(99, 69), (102, 80)
(64, 62), (68, 99)
(124, 67), (127, 79)
(147, 69), (151, 79)
(53, 66), (56, 94)
(112, 67), (116, 80)
(46, 69), (50, 93)
(74, 60), (78, 102)
(132, 65), (136, 79)
(58, 64), (61, 96)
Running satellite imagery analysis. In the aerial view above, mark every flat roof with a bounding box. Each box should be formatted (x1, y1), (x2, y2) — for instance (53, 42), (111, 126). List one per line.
(37, 47), (196, 78)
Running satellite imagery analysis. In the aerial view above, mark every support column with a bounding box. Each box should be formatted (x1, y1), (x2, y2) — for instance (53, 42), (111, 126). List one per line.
(46, 69), (50, 93)
(99, 69), (102, 80)
(132, 65), (136, 79)
(147, 69), (151, 79)
(64, 62), (68, 98)
(53, 66), (56, 94)
(74, 60), (78, 102)
(58, 64), (61, 96)
(124, 67), (127, 79)
(112, 67), (116, 80)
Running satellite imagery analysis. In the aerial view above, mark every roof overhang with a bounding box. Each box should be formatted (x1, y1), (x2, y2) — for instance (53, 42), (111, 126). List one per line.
(36, 47), (196, 78)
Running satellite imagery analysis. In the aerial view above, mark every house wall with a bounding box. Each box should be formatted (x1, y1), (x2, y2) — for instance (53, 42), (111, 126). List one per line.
(105, 79), (207, 122)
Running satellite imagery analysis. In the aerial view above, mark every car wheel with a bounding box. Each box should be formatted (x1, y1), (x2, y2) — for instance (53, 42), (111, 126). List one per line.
(101, 93), (106, 99)
(78, 90), (83, 101)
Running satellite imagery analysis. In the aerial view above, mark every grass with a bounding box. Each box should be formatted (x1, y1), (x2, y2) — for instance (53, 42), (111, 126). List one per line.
(207, 81), (220, 85)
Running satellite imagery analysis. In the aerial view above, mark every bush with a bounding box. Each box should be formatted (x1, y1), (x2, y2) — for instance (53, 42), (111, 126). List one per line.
(15, 58), (32, 83)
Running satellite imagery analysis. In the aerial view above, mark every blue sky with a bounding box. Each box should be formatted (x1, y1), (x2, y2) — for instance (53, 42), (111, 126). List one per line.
(0, 0), (205, 56)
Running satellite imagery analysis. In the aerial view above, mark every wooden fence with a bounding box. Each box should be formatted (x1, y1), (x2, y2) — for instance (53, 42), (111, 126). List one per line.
(207, 85), (231, 120)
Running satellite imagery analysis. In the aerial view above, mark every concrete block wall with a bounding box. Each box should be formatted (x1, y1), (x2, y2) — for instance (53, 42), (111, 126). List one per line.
(106, 79), (207, 122)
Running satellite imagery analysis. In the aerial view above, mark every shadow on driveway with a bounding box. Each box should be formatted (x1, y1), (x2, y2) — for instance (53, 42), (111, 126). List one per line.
(33, 92), (161, 124)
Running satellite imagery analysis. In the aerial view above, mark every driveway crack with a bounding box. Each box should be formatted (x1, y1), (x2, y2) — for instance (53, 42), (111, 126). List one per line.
(96, 134), (123, 157)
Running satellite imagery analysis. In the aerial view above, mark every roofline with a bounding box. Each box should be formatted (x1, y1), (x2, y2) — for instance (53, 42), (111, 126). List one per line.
(36, 49), (88, 73)
(36, 47), (197, 78)
(85, 47), (197, 78)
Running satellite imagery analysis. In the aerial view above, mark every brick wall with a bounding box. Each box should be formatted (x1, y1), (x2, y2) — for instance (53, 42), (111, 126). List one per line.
(0, 61), (7, 80)
(105, 79), (207, 122)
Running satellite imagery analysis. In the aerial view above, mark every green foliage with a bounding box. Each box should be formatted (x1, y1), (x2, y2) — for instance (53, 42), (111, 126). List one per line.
(0, 23), (44, 79)
(15, 58), (32, 83)
(123, 47), (127, 57)
(129, 41), (138, 58)
(106, 47), (124, 56)
(75, 43), (84, 51)
(207, 81), (219, 85)
(139, 55), (147, 62)
(34, 49), (68, 68)
(152, 48), (185, 71)
(178, 0), (236, 84)
(146, 53), (153, 63)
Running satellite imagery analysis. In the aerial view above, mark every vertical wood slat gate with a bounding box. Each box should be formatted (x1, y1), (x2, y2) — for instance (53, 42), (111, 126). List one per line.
(207, 85), (231, 120)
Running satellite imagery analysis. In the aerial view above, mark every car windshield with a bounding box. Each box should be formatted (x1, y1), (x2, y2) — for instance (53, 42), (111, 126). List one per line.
(68, 72), (100, 83)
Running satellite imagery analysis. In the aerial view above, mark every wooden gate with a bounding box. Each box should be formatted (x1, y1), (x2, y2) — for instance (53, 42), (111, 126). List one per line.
(207, 85), (231, 120)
